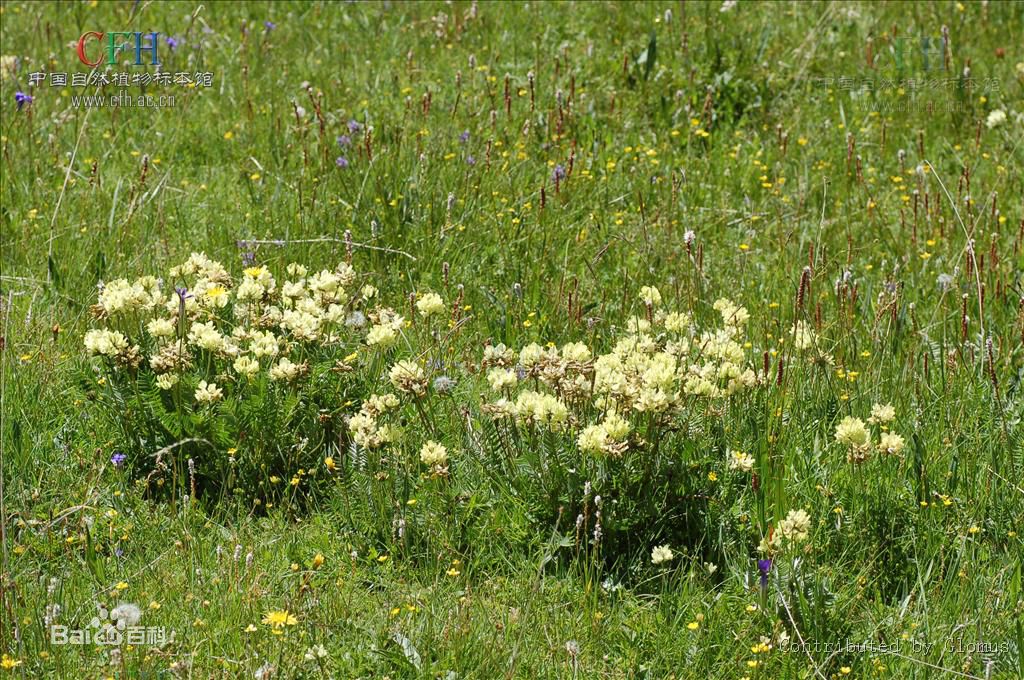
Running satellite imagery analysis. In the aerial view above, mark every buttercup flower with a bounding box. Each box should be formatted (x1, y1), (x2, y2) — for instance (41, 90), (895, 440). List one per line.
(262, 610), (297, 628)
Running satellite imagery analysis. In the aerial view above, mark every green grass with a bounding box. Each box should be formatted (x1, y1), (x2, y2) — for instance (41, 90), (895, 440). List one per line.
(1, 0), (1023, 677)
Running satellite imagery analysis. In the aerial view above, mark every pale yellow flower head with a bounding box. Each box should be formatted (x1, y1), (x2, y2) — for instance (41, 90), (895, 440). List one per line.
(834, 416), (869, 448)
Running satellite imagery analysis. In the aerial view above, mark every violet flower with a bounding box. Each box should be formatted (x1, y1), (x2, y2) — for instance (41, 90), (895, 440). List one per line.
(757, 558), (772, 589)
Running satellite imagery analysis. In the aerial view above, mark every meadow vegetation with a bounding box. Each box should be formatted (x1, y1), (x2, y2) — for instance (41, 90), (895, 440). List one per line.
(1, 1), (1023, 677)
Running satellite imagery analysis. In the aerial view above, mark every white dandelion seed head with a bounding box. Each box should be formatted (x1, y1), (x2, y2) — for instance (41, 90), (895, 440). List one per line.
(110, 603), (142, 628)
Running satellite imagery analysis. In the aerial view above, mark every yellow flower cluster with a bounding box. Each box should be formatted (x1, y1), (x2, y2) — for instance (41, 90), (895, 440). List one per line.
(84, 253), (407, 404)
(834, 403), (905, 463)
(419, 440), (449, 467)
(760, 508), (812, 554)
(349, 393), (403, 449)
(473, 296), (758, 457)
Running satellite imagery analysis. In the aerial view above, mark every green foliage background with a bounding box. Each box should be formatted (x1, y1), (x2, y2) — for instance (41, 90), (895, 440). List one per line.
(1, 1), (1022, 677)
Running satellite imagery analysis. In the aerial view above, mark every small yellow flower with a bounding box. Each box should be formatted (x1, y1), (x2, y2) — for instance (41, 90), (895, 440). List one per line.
(687, 621), (699, 631)
(262, 610), (298, 628)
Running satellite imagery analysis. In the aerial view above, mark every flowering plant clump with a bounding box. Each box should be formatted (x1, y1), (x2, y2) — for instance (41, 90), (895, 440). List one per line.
(462, 291), (762, 558)
(86, 261), (768, 559)
(834, 403), (905, 463)
(83, 253), (417, 507)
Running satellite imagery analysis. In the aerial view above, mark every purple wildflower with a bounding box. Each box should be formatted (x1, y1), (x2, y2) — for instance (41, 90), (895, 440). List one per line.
(166, 36), (179, 50)
(551, 164), (567, 182)
(757, 558), (772, 589)
(335, 156), (349, 169)
(237, 240), (256, 264)
(111, 451), (127, 467)
(15, 91), (32, 110)
(459, 130), (470, 143)
(336, 134), (351, 147)
(264, 20), (276, 31)
(465, 155), (476, 166)
(347, 119), (362, 133)
(175, 286), (193, 302)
